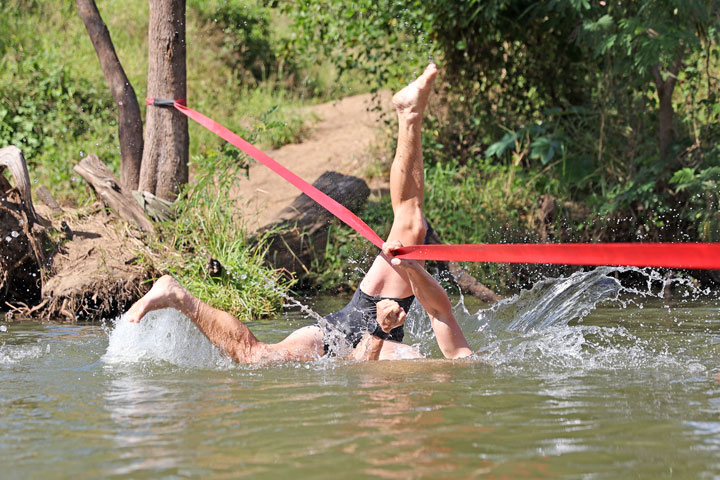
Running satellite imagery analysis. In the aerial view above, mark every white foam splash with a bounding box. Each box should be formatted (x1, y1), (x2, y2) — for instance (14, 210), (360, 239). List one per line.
(476, 324), (707, 374)
(452, 267), (717, 373)
(0, 343), (44, 365)
(477, 267), (622, 334)
(102, 309), (234, 369)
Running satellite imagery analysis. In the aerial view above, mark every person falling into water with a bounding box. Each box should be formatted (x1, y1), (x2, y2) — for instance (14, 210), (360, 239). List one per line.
(126, 64), (472, 362)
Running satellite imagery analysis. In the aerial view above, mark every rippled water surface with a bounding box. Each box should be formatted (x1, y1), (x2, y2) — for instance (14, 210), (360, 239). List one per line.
(1, 268), (719, 479)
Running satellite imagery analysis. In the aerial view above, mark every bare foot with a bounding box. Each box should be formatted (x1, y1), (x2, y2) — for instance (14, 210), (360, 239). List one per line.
(126, 275), (186, 323)
(392, 63), (438, 120)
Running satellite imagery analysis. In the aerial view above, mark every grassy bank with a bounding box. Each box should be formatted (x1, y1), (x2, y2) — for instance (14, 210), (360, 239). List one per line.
(0, 0), (345, 317)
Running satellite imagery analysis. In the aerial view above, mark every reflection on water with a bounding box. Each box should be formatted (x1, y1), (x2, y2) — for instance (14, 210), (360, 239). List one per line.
(104, 375), (185, 475)
(350, 363), (482, 478)
(1, 267), (719, 478)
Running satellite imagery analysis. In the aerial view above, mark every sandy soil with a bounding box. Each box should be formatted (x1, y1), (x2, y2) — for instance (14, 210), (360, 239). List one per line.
(233, 91), (392, 231)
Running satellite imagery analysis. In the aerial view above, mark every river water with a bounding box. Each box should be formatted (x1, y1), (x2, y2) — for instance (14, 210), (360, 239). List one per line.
(1, 267), (718, 478)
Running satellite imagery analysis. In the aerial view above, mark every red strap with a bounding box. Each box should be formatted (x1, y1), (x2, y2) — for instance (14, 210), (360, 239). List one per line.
(167, 99), (384, 249)
(146, 98), (720, 270)
(390, 243), (720, 269)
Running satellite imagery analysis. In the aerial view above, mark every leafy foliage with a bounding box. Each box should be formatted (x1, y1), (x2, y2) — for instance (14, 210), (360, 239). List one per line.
(0, 60), (114, 159)
(279, 0), (720, 291)
(189, 0), (277, 84)
(0, 58), (117, 200)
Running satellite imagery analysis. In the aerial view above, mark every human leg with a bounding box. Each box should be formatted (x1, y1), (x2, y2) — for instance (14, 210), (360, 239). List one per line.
(127, 275), (324, 363)
(360, 63), (437, 298)
(388, 63), (436, 227)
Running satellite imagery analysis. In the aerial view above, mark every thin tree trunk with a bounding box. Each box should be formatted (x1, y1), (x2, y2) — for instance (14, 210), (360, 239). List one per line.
(139, 0), (188, 201)
(652, 61), (681, 160)
(76, 0), (143, 190)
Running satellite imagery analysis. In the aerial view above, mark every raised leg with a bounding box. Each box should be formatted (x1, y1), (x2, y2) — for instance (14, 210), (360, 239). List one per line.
(360, 64), (437, 298)
(126, 275), (324, 363)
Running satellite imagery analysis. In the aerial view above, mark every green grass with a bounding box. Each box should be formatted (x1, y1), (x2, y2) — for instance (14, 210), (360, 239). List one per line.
(150, 180), (292, 319)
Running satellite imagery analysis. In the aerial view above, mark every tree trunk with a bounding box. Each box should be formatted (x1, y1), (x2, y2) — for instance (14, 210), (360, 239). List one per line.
(76, 0), (143, 190)
(652, 61), (680, 160)
(139, 0), (188, 201)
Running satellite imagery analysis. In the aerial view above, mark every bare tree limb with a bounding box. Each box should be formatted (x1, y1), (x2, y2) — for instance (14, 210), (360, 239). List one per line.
(74, 154), (155, 233)
(0, 146), (39, 225)
(76, 0), (144, 190)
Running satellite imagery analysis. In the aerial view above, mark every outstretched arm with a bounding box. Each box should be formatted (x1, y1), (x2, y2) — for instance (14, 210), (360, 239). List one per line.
(382, 243), (472, 359)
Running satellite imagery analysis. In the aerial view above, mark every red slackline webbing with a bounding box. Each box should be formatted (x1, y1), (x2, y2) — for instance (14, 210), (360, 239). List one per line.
(391, 243), (720, 269)
(146, 98), (720, 270)
(148, 98), (384, 249)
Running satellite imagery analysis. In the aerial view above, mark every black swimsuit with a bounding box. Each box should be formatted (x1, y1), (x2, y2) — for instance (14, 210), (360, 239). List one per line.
(319, 220), (433, 354)
(320, 288), (415, 355)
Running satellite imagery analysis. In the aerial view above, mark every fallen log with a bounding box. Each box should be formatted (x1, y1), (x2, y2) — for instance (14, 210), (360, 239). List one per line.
(73, 154), (154, 233)
(256, 171), (370, 276)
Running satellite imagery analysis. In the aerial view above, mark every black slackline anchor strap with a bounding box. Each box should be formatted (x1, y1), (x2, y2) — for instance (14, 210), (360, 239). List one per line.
(146, 98), (186, 108)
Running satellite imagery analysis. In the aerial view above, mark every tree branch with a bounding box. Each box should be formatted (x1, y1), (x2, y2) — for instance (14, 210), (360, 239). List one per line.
(76, 0), (143, 190)
(73, 154), (154, 233)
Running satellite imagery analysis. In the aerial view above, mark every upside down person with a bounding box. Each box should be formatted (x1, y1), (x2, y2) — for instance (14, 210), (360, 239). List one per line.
(125, 64), (472, 362)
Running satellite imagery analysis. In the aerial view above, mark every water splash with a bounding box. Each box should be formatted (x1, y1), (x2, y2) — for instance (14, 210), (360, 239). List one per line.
(102, 267), (717, 372)
(447, 267), (718, 374)
(0, 343), (45, 365)
(480, 267), (623, 334)
(102, 309), (234, 370)
(278, 290), (354, 358)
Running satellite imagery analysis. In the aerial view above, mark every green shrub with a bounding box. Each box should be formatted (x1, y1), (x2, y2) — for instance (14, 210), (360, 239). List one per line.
(189, 0), (277, 84)
(0, 58), (117, 200)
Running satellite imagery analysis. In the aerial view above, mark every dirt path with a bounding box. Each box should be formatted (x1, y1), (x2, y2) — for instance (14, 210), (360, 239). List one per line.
(233, 91), (392, 231)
